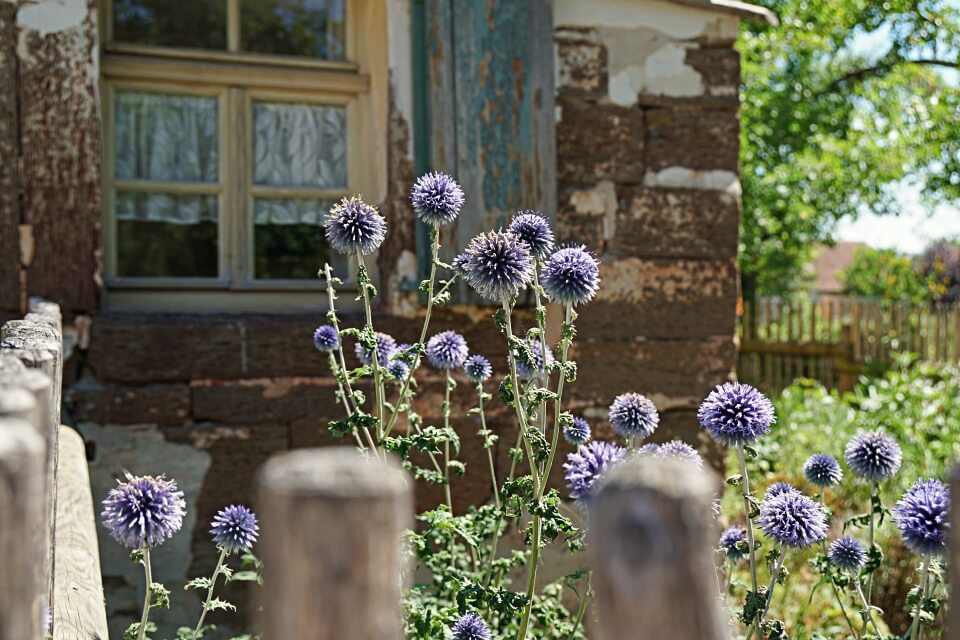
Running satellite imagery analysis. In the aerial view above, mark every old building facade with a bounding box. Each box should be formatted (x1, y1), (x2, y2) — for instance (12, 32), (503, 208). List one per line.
(0, 0), (773, 635)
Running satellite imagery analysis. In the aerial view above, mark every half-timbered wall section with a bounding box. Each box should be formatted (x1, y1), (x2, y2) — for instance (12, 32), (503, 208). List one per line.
(0, 0), (770, 635)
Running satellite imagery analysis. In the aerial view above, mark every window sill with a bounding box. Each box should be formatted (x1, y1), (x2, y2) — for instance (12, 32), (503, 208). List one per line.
(104, 288), (363, 314)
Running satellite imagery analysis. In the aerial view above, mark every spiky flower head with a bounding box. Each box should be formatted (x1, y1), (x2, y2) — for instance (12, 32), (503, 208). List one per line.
(657, 440), (703, 468)
(101, 473), (186, 549)
(763, 481), (801, 503)
(637, 443), (661, 456)
(758, 490), (827, 548)
(844, 431), (902, 482)
(563, 416), (591, 445)
(540, 244), (601, 307)
(804, 453), (843, 488)
(411, 172), (465, 226)
(464, 354), (493, 383)
(719, 527), (748, 561)
(451, 612), (491, 640)
(563, 440), (627, 501)
(312, 324), (340, 352)
(697, 382), (776, 447)
(387, 358), (410, 381)
(354, 332), (398, 366)
(462, 230), (534, 301)
(828, 536), (866, 573)
(451, 251), (471, 275)
(426, 331), (469, 371)
(323, 196), (386, 255)
(509, 211), (555, 261)
(210, 504), (259, 555)
(513, 338), (554, 381)
(608, 392), (659, 440)
(893, 478), (951, 556)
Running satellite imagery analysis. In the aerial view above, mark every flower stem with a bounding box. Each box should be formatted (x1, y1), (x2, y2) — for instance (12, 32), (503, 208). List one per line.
(827, 573), (858, 638)
(477, 381), (500, 510)
(854, 578), (883, 639)
(192, 548), (228, 639)
(736, 444), (762, 639)
(328, 353), (368, 450)
(515, 516), (542, 640)
(909, 555), (931, 640)
(356, 251), (385, 444)
(442, 370), (454, 516)
(865, 482), (878, 603)
(756, 544), (787, 630)
(137, 547), (152, 640)
(568, 573), (592, 640)
(501, 299), (542, 492)
(530, 269), (550, 435)
(538, 304), (573, 489)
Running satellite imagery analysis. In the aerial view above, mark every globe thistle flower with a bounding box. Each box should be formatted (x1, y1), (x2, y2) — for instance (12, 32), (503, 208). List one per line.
(608, 392), (659, 440)
(637, 443), (661, 456)
(411, 171), (464, 226)
(462, 230), (534, 301)
(563, 440), (627, 501)
(658, 440), (703, 468)
(392, 343), (415, 361)
(210, 504), (259, 555)
(509, 211), (555, 261)
(758, 490), (827, 548)
(804, 453), (843, 488)
(464, 354), (493, 383)
(763, 481), (801, 503)
(719, 526), (748, 561)
(844, 431), (902, 482)
(312, 324), (339, 352)
(323, 196), (386, 255)
(697, 382), (776, 447)
(563, 416), (591, 445)
(540, 244), (601, 306)
(893, 478), (951, 556)
(354, 332), (398, 366)
(426, 330), (469, 371)
(828, 536), (866, 573)
(451, 612), (491, 640)
(512, 338), (553, 381)
(387, 358), (411, 381)
(101, 473), (186, 549)
(451, 251), (471, 275)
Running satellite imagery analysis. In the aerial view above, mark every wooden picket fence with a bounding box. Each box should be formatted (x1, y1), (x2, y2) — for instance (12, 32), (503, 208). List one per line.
(738, 296), (960, 395)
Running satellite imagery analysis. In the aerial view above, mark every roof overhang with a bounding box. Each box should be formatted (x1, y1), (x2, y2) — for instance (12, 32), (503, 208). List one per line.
(666, 0), (779, 25)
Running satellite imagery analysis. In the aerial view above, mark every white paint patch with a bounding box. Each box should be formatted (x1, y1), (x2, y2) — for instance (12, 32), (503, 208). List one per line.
(644, 167), (741, 194)
(569, 181), (619, 240)
(609, 65), (645, 106)
(17, 0), (86, 37)
(643, 42), (702, 94)
(554, 0), (739, 41)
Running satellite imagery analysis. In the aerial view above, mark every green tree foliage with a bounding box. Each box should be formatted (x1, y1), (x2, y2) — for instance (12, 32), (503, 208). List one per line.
(739, 0), (960, 296)
(838, 246), (936, 304)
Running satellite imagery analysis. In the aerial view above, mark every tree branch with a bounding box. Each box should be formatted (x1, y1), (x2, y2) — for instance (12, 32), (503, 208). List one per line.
(826, 58), (958, 92)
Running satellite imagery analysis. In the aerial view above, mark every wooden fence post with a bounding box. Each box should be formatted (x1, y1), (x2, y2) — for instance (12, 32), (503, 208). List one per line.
(949, 464), (960, 640)
(0, 417), (47, 639)
(257, 448), (412, 639)
(587, 458), (727, 640)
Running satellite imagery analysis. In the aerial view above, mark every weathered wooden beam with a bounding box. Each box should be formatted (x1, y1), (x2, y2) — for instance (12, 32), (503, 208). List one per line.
(53, 427), (108, 640)
(0, 417), (47, 638)
(949, 464), (960, 640)
(257, 448), (412, 639)
(0, 1), (19, 313)
(587, 457), (727, 640)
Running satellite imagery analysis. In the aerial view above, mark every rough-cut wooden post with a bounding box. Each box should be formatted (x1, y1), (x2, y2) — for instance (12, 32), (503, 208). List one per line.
(588, 458), (728, 640)
(258, 448), (412, 639)
(0, 417), (47, 639)
(949, 464), (960, 640)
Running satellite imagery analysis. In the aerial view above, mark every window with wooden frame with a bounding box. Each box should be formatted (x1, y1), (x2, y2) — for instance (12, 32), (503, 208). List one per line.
(100, 0), (387, 309)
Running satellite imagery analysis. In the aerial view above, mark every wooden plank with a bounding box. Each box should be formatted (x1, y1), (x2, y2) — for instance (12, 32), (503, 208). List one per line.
(0, 417), (47, 639)
(739, 340), (845, 357)
(588, 458), (726, 639)
(0, 2), (19, 313)
(53, 427), (109, 640)
(257, 448), (412, 639)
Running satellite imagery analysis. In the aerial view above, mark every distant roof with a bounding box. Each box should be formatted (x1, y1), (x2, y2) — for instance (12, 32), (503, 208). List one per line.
(665, 0), (779, 25)
(811, 242), (867, 293)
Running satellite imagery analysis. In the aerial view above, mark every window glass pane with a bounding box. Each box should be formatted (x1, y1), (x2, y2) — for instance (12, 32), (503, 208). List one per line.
(112, 0), (227, 49)
(240, 0), (346, 60)
(115, 91), (219, 183)
(116, 192), (219, 278)
(253, 101), (347, 188)
(253, 198), (337, 279)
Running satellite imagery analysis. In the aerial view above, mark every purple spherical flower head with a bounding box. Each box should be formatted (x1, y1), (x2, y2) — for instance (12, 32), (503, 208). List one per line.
(719, 526), (748, 561)
(354, 332), (398, 366)
(509, 211), (555, 261)
(563, 416), (591, 445)
(411, 172), (464, 226)
(512, 338), (554, 381)
(313, 324), (339, 352)
(893, 478), (951, 556)
(608, 392), (659, 440)
(426, 330), (469, 371)
(462, 230), (534, 301)
(763, 481), (801, 503)
(451, 251), (471, 275)
(804, 453), (843, 488)
(637, 443), (661, 456)
(464, 354), (492, 383)
(845, 431), (902, 482)
(564, 440), (627, 501)
(697, 382), (775, 447)
(210, 504), (259, 555)
(323, 196), (387, 255)
(828, 536), (866, 573)
(541, 244), (601, 307)
(758, 490), (827, 548)
(451, 612), (491, 640)
(658, 440), (703, 468)
(387, 358), (411, 381)
(101, 473), (186, 549)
